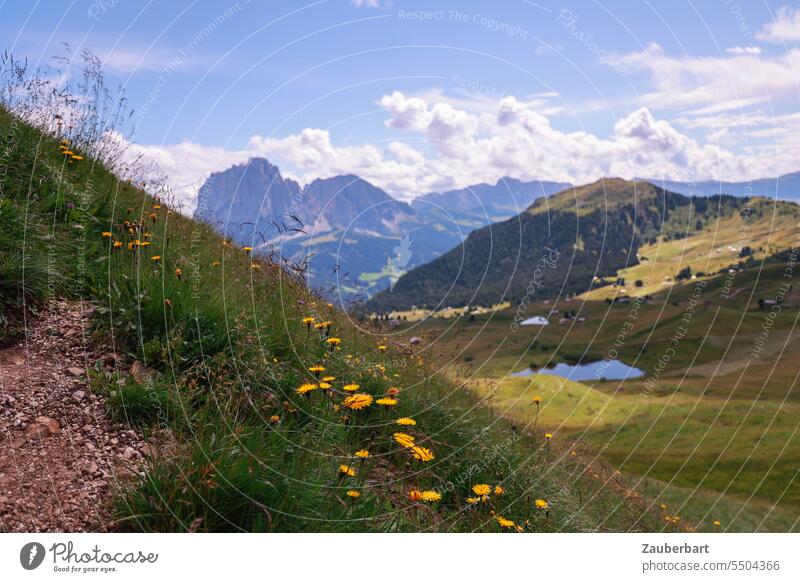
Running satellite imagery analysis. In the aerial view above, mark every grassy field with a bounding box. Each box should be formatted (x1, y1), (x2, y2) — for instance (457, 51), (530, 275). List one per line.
(394, 252), (800, 531)
(0, 71), (658, 532)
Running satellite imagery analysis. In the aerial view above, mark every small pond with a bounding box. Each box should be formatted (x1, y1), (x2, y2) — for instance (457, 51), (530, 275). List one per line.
(511, 359), (645, 381)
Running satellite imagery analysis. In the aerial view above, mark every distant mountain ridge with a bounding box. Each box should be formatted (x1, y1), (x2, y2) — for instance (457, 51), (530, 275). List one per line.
(643, 171), (800, 199)
(193, 159), (562, 299)
(413, 178), (571, 218)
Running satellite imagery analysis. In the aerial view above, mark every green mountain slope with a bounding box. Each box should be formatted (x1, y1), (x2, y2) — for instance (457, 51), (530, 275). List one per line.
(365, 178), (796, 312)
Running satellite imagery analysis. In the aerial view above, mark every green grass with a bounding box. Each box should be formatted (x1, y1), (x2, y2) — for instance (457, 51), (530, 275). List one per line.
(0, 100), (655, 532)
(404, 258), (800, 531)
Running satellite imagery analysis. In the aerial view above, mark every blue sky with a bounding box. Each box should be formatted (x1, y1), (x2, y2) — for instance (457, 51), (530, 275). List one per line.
(5, 0), (800, 209)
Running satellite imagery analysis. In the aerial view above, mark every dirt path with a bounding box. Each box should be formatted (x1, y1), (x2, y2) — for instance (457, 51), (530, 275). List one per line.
(0, 301), (144, 532)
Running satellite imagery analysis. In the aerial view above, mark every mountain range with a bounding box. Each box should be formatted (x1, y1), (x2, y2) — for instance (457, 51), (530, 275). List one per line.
(194, 160), (800, 304)
(194, 159), (564, 300)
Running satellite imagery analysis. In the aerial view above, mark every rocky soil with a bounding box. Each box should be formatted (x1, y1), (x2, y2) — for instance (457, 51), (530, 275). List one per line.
(0, 301), (146, 532)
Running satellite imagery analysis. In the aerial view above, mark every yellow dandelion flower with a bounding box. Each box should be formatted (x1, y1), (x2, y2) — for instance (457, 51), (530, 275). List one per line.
(354, 449), (370, 459)
(296, 383), (318, 395)
(410, 445), (434, 462)
(375, 397), (398, 406)
(472, 484), (491, 496)
(494, 485), (505, 495)
(150, 255), (161, 262)
(532, 395), (542, 404)
(112, 241), (123, 248)
(309, 365), (325, 376)
(465, 497), (480, 505)
(302, 316), (315, 326)
(321, 375), (336, 382)
(713, 520), (721, 526)
(343, 393), (373, 410)
(393, 432), (415, 448)
(174, 268), (182, 279)
(420, 490), (441, 502)
(318, 381), (332, 390)
(339, 464), (356, 477)
(497, 516), (516, 528)
(534, 499), (549, 510)
(395, 417), (416, 426)
(101, 231), (113, 238)
(325, 337), (341, 345)
(211, 261), (221, 267)
(269, 415), (280, 423)
(377, 345), (387, 353)
(346, 490), (361, 498)
(408, 490), (422, 501)
(343, 383), (360, 392)
(70, 154), (83, 161)
(242, 246), (253, 254)
(544, 433), (553, 440)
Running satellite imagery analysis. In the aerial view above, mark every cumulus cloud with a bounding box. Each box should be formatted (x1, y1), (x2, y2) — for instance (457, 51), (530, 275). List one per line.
(127, 90), (791, 214)
(757, 6), (800, 43)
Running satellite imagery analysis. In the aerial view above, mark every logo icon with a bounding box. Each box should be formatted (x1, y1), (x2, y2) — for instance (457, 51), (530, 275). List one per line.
(20, 542), (46, 570)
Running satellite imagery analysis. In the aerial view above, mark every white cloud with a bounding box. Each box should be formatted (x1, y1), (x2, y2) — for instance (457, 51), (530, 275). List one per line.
(757, 6), (800, 43)
(128, 91), (798, 213)
(725, 46), (763, 55)
(606, 43), (800, 112)
(351, 0), (391, 8)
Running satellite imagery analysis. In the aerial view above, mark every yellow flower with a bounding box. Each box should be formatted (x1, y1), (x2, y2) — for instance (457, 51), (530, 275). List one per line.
(346, 490), (361, 498)
(494, 485), (505, 495)
(174, 268), (182, 279)
(395, 417), (416, 426)
(712, 520), (721, 526)
(339, 464), (356, 477)
(532, 395), (542, 404)
(112, 241), (123, 248)
(534, 499), (549, 510)
(410, 445), (434, 462)
(408, 490), (422, 501)
(375, 397), (398, 406)
(309, 365), (325, 376)
(659, 503), (668, 510)
(302, 316), (315, 326)
(269, 415), (280, 423)
(318, 382), (332, 390)
(321, 375), (336, 382)
(420, 490), (441, 502)
(497, 516), (516, 528)
(325, 337), (341, 345)
(296, 383), (318, 395)
(101, 231), (113, 238)
(465, 497), (480, 505)
(343, 383), (360, 392)
(544, 433), (553, 440)
(354, 449), (370, 459)
(243, 246), (253, 254)
(150, 255), (161, 262)
(472, 484), (491, 496)
(377, 345), (387, 353)
(393, 432), (416, 448)
(70, 154), (83, 161)
(250, 262), (261, 270)
(343, 393), (373, 410)
(211, 261), (221, 267)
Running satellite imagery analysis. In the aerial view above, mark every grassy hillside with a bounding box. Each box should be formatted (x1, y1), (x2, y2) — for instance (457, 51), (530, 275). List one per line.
(0, 99), (660, 532)
(365, 178), (797, 313)
(400, 259), (800, 531)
